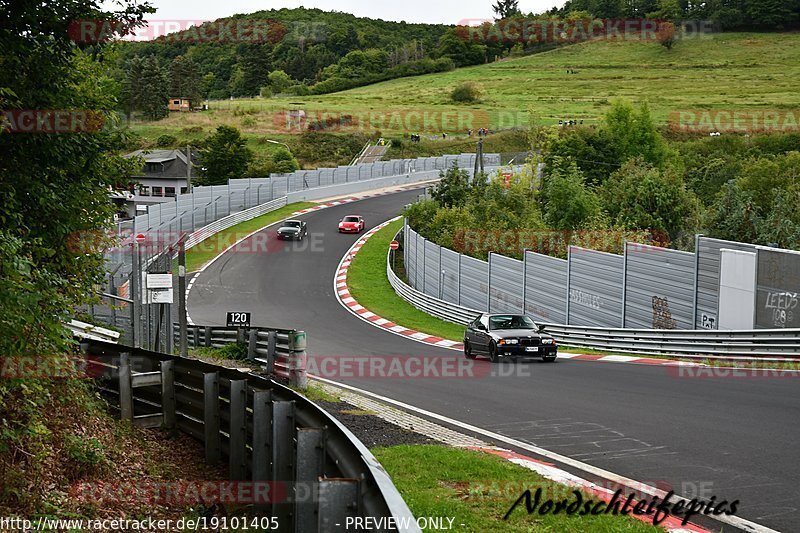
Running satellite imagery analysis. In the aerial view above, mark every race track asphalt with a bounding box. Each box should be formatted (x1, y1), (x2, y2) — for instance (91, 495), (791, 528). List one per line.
(188, 188), (799, 532)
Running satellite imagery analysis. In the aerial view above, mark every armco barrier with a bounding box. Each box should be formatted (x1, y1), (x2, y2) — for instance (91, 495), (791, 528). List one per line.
(83, 338), (420, 533)
(173, 324), (308, 389)
(389, 229), (800, 358)
(184, 197), (288, 250)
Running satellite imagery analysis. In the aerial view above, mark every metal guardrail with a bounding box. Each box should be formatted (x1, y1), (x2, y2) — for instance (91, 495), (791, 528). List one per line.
(172, 324), (309, 389)
(185, 197), (288, 250)
(82, 338), (420, 533)
(67, 319), (122, 343)
(387, 231), (800, 359)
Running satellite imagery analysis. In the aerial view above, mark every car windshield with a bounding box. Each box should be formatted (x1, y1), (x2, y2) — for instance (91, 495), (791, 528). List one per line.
(489, 315), (537, 330)
(283, 221), (301, 228)
(344, 216), (359, 222)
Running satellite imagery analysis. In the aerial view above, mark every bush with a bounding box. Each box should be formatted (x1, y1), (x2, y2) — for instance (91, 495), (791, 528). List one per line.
(217, 342), (249, 361)
(451, 82), (483, 104)
(286, 84), (311, 96)
(64, 434), (108, 479)
(156, 134), (177, 147)
(259, 86), (272, 98)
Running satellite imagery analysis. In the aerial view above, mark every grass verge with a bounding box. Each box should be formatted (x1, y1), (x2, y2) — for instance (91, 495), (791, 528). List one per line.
(185, 201), (316, 272)
(347, 219), (465, 341)
(373, 444), (661, 532)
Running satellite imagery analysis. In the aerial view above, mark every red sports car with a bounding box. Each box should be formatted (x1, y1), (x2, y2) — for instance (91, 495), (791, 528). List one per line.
(338, 215), (365, 233)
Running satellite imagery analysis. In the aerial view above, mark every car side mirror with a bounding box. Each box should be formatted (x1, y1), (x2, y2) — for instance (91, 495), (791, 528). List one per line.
(477, 324), (487, 331)
(538, 325), (547, 333)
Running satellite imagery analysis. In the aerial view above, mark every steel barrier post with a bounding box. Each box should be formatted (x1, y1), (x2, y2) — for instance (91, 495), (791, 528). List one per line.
(522, 249), (528, 315)
(288, 331), (308, 390)
(203, 372), (221, 462)
(160, 360), (176, 429)
(252, 390), (273, 513)
(229, 379), (247, 480)
(296, 428), (325, 533)
(272, 401), (296, 530)
(119, 352), (133, 422)
(318, 480), (359, 533)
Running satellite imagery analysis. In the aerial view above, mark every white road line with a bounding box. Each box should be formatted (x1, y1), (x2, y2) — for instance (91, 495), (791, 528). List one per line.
(311, 376), (779, 533)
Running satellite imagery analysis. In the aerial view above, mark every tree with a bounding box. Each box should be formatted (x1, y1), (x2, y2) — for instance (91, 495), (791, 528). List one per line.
(706, 181), (762, 244)
(600, 159), (700, 242)
(542, 158), (602, 230)
(120, 56), (146, 120)
(603, 99), (672, 168)
(267, 70), (293, 94)
(492, 0), (521, 19)
(170, 55), (202, 104)
(647, 0), (683, 19)
(431, 165), (472, 207)
(592, 0), (624, 18)
(271, 147), (300, 173)
(0, 0), (150, 484)
(138, 55), (170, 120)
(197, 126), (254, 185)
(200, 72), (217, 99)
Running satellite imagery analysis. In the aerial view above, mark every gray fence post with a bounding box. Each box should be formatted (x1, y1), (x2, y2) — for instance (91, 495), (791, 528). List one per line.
(192, 326), (200, 348)
(160, 360), (176, 429)
(566, 246), (572, 325)
(203, 372), (221, 462)
(422, 238), (426, 294)
(522, 249), (528, 315)
(267, 331), (277, 373)
(487, 252), (493, 313)
(439, 247), (443, 300)
(119, 352), (133, 422)
(621, 242), (629, 328)
(252, 390), (273, 513)
(204, 326), (212, 347)
(692, 234), (702, 329)
(273, 401), (296, 530)
(229, 379), (248, 480)
(296, 428), (325, 533)
(288, 331), (308, 390)
(318, 480), (359, 533)
(457, 253), (462, 306)
(247, 329), (258, 360)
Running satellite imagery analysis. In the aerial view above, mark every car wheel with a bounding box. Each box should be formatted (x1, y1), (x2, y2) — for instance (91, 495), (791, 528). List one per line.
(464, 341), (476, 360)
(543, 356), (557, 363)
(489, 342), (499, 364)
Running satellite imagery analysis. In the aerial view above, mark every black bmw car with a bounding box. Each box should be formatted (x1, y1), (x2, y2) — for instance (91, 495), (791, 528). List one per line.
(276, 219), (307, 240)
(464, 314), (557, 363)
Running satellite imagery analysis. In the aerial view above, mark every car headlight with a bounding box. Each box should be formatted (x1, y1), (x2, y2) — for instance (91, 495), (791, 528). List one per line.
(498, 339), (518, 345)
(542, 338), (556, 345)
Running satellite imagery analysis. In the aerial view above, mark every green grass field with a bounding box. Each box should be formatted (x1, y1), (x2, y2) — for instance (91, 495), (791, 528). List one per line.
(130, 32), (800, 142)
(346, 218), (467, 341)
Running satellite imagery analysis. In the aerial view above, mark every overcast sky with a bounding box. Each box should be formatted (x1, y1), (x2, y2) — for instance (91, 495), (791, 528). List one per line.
(136, 0), (565, 26)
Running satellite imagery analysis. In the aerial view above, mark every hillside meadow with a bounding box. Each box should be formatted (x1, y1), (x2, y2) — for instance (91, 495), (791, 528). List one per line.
(128, 31), (800, 145)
